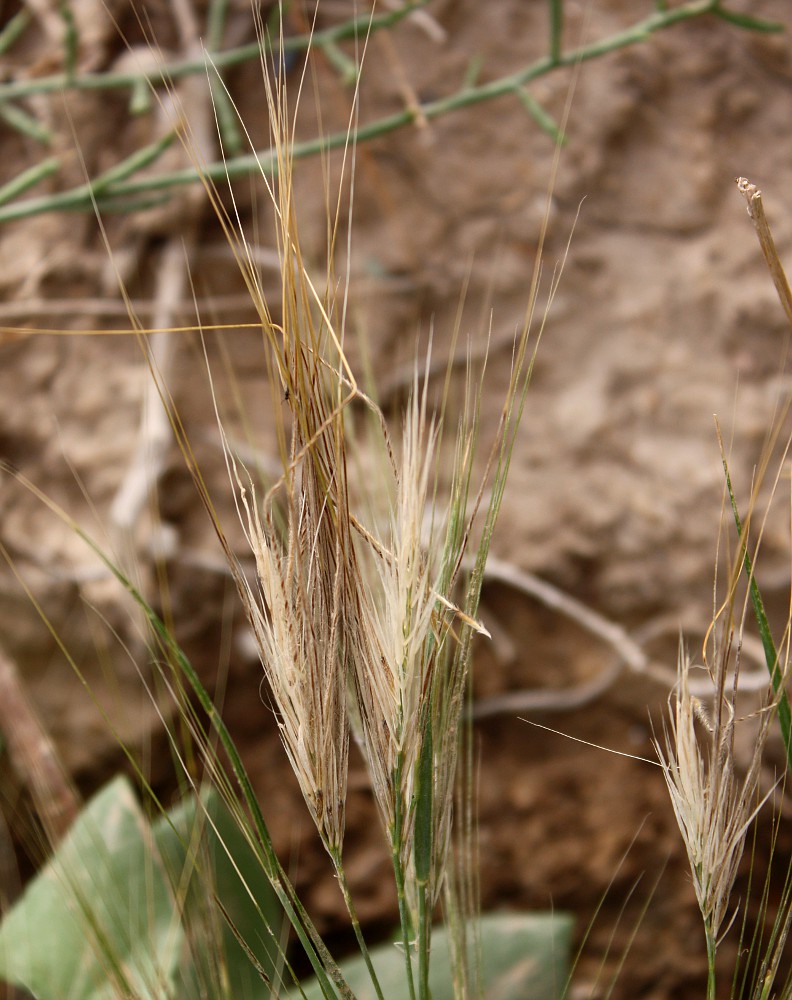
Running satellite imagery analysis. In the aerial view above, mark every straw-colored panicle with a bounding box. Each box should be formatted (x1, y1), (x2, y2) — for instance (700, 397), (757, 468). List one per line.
(655, 643), (772, 943)
(235, 454), (349, 854)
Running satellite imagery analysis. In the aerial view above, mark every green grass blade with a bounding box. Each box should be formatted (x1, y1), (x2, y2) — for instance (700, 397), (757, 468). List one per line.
(414, 714), (433, 1000)
(27, 506), (353, 1000)
(722, 455), (792, 775)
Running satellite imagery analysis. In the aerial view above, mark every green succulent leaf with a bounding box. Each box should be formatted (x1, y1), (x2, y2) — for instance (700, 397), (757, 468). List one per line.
(0, 775), (181, 1000)
(292, 912), (573, 1000)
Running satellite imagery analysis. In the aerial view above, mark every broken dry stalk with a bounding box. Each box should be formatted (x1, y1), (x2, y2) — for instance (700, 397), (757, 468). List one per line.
(0, 645), (79, 842)
(736, 177), (792, 331)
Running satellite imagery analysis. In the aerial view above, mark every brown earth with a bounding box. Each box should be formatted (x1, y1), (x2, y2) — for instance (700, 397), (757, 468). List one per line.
(2, 1), (792, 998)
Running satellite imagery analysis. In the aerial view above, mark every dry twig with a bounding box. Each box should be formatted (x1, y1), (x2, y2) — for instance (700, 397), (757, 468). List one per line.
(0, 645), (79, 842)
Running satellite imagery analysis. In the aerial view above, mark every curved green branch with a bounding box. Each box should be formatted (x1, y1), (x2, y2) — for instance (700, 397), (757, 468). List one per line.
(0, 0), (782, 225)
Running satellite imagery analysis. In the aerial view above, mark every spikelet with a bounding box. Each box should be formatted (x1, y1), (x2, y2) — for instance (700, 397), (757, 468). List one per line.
(234, 441), (350, 853)
(655, 641), (772, 942)
(349, 390), (444, 853)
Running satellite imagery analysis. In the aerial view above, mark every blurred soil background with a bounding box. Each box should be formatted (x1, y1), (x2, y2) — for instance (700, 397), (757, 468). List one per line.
(1, 1), (792, 997)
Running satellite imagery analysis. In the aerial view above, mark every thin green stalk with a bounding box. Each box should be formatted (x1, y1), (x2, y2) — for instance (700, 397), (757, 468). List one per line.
(0, 133), (176, 222)
(322, 39), (360, 86)
(414, 715), (434, 1000)
(705, 923), (717, 1000)
(0, 101), (52, 144)
(0, 9), (31, 55)
(516, 88), (565, 144)
(60, 1), (78, 83)
(0, 4), (422, 103)
(390, 752), (417, 1000)
(89, 130), (178, 192)
(331, 850), (386, 1000)
(722, 456), (792, 775)
(0, 0), (780, 224)
(714, 5), (784, 31)
(549, 0), (563, 65)
(205, 0), (242, 155)
(0, 157), (60, 207)
(206, 0), (230, 49)
(417, 886), (431, 1000)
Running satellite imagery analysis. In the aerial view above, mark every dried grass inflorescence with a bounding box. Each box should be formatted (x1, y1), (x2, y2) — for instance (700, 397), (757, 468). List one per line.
(199, 36), (534, 946)
(655, 637), (773, 944)
(222, 86), (474, 880)
(352, 403), (439, 810)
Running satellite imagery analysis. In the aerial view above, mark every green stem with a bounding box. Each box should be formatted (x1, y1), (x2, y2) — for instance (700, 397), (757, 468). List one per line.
(713, 5), (785, 31)
(417, 883), (431, 1000)
(0, 102), (52, 144)
(722, 457), (792, 775)
(705, 923), (717, 1000)
(548, 0), (563, 64)
(0, 4), (422, 103)
(0, 9), (31, 55)
(414, 715), (434, 1000)
(0, 0), (780, 224)
(322, 39), (360, 86)
(206, 0), (230, 49)
(516, 88), (565, 144)
(205, 0), (242, 155)
(0, 157), (60, 207)
(392, 845), (418, 1000)
(390, 753), (417, 1000)
(332, 849), (386, 1000)
(60, 1), (78, 83)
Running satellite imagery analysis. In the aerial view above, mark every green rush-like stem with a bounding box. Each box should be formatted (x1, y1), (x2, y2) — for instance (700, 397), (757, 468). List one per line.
(713, 5), (786, 31)
(321, 39), (360, 86)
(0, 0), (780, 224)
(206, 0), (230, 50)
(331, 849), (386, 1000)
(60, 1), (78, 83)
(0, 157), (60, 207)
(0, 3), (423, 103)
(89, 131), (178, 191)
(0, 102), (53, 144)
(516, 88), (565, 144)
(0, 132), (177, 222)
(0, 9), (31, 55)
(548, 0), (563, 64)
(205, 0), (242, 155)
(722, 457), (792, 776)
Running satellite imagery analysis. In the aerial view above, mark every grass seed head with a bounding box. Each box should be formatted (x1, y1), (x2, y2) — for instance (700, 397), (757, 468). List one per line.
(655, 642), (772, 942)
(350, 393), (443, 848)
